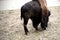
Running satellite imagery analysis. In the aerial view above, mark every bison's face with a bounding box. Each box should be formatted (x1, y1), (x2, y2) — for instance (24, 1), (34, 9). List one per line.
(41, 11), (51, 28)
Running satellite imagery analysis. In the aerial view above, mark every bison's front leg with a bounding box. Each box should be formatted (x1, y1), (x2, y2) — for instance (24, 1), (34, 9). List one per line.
(33, 23), (38, 30)
(24, 18), (29, 35)
(32, 19), (39, 30)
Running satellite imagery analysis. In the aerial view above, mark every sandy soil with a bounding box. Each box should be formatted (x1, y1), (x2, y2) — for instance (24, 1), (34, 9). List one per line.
(0, 6), (60, 40)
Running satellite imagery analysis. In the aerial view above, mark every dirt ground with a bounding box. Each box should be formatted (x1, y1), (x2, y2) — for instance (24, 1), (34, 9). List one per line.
(0, 6), (60, 40)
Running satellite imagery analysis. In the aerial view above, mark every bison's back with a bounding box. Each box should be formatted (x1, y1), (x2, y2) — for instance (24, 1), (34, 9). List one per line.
(21, 1), (42, 19)
(21, 1), (41, 13)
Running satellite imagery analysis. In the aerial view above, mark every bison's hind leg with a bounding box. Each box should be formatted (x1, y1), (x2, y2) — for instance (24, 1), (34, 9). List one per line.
(24, 18), (29, 35)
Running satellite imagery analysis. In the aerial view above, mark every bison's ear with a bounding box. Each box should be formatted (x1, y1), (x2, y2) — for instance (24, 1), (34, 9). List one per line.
(48, 11), (51, 16)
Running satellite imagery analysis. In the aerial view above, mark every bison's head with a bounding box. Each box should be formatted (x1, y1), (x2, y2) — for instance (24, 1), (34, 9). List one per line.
(41, 10), (51, 29)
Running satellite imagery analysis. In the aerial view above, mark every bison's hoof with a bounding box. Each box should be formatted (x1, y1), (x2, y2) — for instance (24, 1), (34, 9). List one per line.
(25, 33), (28, 35)
(25, 31), (29, 35)
(42, 28), (46, 30)
(34, 27), (38, 31)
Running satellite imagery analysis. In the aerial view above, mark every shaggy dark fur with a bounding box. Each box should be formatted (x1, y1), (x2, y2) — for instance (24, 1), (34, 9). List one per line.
(21, 0), (50, 35)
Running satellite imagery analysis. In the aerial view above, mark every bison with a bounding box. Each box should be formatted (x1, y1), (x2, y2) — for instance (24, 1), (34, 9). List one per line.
(21, 0), (51, 35)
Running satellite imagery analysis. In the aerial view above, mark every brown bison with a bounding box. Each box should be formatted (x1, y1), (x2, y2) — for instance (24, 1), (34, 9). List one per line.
(21, 0), (51, 35)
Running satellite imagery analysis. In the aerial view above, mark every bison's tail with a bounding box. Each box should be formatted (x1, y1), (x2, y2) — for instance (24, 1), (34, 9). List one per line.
(21, 10), (23, 20)
(21, 14), (23, 20)
(21, 7), (23, 20)
(21, 6), (26, 20)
